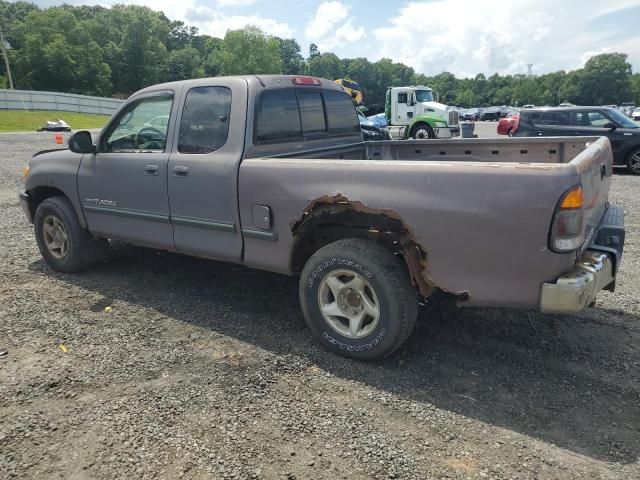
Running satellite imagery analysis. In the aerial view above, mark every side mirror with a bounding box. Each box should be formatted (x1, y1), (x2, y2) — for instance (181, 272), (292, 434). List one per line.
(69, 130), (95, 154)
(603, 122), (618, 131)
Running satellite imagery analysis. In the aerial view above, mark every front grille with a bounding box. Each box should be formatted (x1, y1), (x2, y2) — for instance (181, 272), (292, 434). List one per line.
(448, 110), (459, 126)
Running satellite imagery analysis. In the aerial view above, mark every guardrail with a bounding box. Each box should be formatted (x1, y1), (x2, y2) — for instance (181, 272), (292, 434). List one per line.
(0, 89), (124, 115)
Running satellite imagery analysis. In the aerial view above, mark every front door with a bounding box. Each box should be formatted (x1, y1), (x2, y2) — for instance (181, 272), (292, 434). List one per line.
(77, 91), (177, 250)
(570, 110), (627, 158)
(167, 79), (246, 260)
(394, 90), (413, 125)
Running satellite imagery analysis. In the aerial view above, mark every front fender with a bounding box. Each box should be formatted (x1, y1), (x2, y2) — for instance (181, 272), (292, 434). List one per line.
(25, 149), (87, 228)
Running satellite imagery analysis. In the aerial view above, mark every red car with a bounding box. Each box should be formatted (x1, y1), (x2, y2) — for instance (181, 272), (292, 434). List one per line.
(497, 114), (519, 136)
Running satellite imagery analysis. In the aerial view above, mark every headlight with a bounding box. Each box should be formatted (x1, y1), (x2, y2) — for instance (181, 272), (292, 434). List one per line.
(434, 122), (447, 128)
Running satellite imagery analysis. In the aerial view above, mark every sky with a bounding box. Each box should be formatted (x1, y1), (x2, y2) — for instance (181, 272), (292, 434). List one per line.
(27, 0), (640, 78)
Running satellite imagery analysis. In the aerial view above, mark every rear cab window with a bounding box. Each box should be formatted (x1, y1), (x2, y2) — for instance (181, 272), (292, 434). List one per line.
(178, 86), (232, 154)
(254, 87), (360, 145)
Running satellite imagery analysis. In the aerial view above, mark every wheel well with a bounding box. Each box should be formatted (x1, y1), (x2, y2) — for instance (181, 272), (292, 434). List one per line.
(289, 197), (436, 299)
(624, 145), (640, 163)
(27, 186), (67, 217)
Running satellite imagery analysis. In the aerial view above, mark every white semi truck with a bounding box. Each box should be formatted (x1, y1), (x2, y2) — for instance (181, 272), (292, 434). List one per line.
(385, 86), (459, 140)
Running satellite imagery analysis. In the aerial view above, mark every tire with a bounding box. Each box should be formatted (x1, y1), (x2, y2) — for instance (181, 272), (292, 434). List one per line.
(410, 123), (435, 140)
(34, 196), (108, 273)
(299, 239), (418, 360)
(507, 128), (513, 137)
(626, 148), (640, 175)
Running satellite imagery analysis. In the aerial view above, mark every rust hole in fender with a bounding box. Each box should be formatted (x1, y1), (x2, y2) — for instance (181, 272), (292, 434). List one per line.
(290, 193), (469, 302)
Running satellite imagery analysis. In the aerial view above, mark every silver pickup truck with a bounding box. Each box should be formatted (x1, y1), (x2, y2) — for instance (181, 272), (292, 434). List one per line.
(20, 75), (625, 360)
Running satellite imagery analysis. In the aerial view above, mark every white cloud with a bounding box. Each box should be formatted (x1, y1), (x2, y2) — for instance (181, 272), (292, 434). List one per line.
(305, 1), (366, 51)
(216, 0), (257, 6)
(372, 0), (640, 77)
(187, 4), (293, 38)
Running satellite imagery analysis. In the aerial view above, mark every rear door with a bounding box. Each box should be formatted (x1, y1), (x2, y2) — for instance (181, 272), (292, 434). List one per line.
(530, 110), (573, 136)
(167, 78), (247, 260)
(77, 91), (177, 249)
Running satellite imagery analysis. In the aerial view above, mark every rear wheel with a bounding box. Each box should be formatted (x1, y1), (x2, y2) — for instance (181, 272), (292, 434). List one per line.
(34, 196), (108, 273)
(299, 239), (418, 360)
(410, 123), (435, 140)
(626, 148), (640, 175)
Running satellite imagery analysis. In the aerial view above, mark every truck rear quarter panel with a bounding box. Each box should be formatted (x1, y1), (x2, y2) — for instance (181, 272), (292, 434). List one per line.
(238, 157), (584, 308)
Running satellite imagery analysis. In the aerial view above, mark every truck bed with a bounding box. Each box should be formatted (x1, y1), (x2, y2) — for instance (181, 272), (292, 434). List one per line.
(239, 137), (613, 309)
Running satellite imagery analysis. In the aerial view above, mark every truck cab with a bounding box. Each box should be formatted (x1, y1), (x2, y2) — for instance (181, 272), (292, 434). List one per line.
(385, 86), (459, 140)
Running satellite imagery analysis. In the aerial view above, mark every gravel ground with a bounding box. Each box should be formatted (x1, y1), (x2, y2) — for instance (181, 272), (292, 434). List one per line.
(1, 130), (639, 480)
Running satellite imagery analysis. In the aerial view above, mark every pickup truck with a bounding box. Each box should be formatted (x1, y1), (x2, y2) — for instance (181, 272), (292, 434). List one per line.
(20, 75), (625, 360)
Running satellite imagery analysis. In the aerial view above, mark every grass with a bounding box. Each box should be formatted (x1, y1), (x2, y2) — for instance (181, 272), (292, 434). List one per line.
(0, 110), (109, 132)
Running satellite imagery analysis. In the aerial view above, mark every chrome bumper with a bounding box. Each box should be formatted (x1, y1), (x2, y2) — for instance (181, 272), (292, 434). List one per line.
(540, 250), (614, 314)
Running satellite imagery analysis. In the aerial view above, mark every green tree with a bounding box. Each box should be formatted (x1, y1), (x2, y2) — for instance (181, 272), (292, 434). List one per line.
(308, 53), (343, 80)
(167, 46), (204, 81)
(578, 53), (632, 105)
(277, 38), (305, 74)
(213, 26), (282, 75)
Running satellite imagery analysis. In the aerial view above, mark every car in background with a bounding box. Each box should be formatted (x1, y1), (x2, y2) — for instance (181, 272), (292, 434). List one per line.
(497, 112), (520, 136)
(367, 112), (388, 129)
(632, 108), (640, 121)
(621, 102), (636, 117)
(522, 104), (535, 109)
(358, 111), (390, 140)
(461, 108), (481, 121)
(514, 106), (640, 174)
(481, 107), (501, 121)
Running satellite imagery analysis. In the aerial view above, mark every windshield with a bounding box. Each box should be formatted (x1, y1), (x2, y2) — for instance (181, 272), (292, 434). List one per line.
(607, 108), (639, 129)
(415, 90), (434, 103)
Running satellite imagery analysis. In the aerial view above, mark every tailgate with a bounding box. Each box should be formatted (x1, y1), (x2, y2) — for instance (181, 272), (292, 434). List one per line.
(569, 137), (613, 249)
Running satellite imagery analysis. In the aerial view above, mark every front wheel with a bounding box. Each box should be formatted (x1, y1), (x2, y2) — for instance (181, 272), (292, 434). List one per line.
(299, 239), (418, 360)
(626, 148), (640, 175)
(34, 196), (108, 273)
(410, 123), (435, 140)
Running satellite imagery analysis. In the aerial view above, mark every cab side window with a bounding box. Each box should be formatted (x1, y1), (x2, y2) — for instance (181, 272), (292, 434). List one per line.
(397, 93), (408, 104)
(103, 95), (173, 152)
(178, 86), (232, 154)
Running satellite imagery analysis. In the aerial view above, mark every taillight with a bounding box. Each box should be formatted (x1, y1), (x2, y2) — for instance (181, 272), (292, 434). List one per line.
(550, 186), (584, 252)
(292, 76), (321, 86)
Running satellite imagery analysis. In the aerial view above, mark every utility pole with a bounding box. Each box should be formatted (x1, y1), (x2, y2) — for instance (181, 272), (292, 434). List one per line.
(0, 24), (14, 89)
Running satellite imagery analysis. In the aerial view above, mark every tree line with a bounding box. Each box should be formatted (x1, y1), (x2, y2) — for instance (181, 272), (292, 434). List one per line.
(1, 1), (640, 113)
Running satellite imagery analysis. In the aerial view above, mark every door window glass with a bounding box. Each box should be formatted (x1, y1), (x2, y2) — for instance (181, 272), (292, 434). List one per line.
(575, 111), (610, 127)
(103, 95), (172, 152)
(397, 93), (408, 104)
(534, 111), (571, 126)
(178, 87), (232, 154)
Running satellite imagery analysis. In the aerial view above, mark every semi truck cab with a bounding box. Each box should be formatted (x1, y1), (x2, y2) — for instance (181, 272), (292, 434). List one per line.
(385, 86), (460, 140)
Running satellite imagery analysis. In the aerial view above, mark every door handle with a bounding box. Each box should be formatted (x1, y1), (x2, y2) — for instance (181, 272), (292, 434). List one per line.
(173, 166), (189, 177)
(144, 164), (159, 175)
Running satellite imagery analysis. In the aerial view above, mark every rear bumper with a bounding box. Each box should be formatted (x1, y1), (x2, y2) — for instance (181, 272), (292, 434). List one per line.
(540, 251), (614, 314)
(540, 204), (625, 314)
(19, 191), (33, 223)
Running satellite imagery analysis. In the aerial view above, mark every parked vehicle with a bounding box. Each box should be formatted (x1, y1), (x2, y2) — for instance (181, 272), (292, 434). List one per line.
(20, 75), (625, 360)
(37, 119), (71, 132)
(522, 104), (535, 109)
(384, 86), (460, 139)
(620, 102), (636, 117)
(461, 108), (481, 121)
(514, 106), (640, 174)
(497, 113), (519, 136)
(366, 112), (388, 129)
(632, 107), (640, 121)
(481, 107), (501, 121)
(358, 111), (390, 141)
